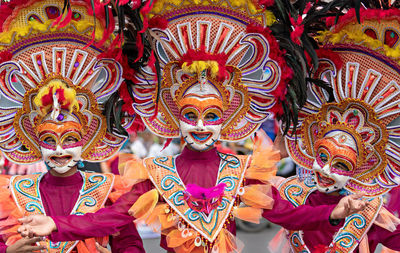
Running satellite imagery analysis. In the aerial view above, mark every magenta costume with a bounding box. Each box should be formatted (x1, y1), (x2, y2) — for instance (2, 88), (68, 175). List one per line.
(291, 190), (400, 252)
(275, 6), (400, 252)
(49, 148), (337, 251)
(0, 172), (144, 253)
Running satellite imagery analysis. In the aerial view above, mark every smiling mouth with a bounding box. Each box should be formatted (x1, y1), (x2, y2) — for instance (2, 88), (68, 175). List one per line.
(50, 155), (72, 166)
(190, 132), (212, 143)
(315, 172), (336, 187)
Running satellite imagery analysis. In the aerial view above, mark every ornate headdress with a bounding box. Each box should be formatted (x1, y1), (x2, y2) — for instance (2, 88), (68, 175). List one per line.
(0, 0), (133, 164)
(130, 0), (302, 141)
(285, 8), (400, 197)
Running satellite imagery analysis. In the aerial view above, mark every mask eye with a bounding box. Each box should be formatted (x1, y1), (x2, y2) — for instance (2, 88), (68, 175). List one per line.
(333, 161), (350, 172)
(185, 112), (198, 121)
(204, 112), (219, 122)
(63, 136), (78, 145)
(44, 136), (56, 146)
(319, 152), (328, 163)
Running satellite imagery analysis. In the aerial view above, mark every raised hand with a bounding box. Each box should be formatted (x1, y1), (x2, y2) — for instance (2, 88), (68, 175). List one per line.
(330, 193), (368, 220)
(18, 215), (57, 238)
(6, 237), (46, 253)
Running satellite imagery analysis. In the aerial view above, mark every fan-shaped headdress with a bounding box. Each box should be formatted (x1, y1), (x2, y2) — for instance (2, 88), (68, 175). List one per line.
(286, 9), (400, 197)
(0, 0), (132, 164)
(131, 0), (295, 141)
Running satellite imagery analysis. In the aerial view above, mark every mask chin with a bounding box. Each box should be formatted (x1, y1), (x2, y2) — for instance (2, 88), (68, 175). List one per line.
(312, 161), (350, 194)
(41, 146), (82, 175)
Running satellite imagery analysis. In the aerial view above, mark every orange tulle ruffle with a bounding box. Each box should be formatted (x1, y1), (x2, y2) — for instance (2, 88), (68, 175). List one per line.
(232, 206), (262, 224)
(381, 247), (399, 253)
(245, 130), (280, 182)
(118, 153), (149, 182)
(0, 175), (23, 246)
(108, 175), (135, 203)
(76, 238), (99, 253)
(128, 188), (159, 220)
(233, 184), (274, 224)
(166, 227), (243, 253)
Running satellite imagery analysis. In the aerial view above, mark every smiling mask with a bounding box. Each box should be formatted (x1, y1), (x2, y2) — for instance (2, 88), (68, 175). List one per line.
(179, 95), (224, 151)
(33, 80), (84, 174)
(312, 130), (358, 193)
(37, 117), (83, 174)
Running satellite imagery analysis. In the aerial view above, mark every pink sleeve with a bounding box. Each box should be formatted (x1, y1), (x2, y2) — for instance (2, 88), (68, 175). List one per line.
(49, 180), (153, 242)
(262, 186), (336, 231)
(110, 222), (145, 253)
(367, 224), (400, 251)
(0, 238), (7, 253)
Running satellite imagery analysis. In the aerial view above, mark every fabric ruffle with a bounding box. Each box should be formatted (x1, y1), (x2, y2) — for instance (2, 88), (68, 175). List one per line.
(381, 246), (399, 253)
(234, 130), (278, 223)
(268, 228), (291, 253)
(245, 130), (280, 182)
(126, 130), (281, 252)
(0, 175), (23, 246)
(130, 188), (245, 252)
(108, 175), (135, 203)
(232, 184), (274, 223)
(76, 238), (97, 253)
(118, 153), (149, 182)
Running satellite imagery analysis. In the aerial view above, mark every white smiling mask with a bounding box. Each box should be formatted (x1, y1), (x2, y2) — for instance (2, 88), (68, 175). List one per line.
(37, 112), (83, 174)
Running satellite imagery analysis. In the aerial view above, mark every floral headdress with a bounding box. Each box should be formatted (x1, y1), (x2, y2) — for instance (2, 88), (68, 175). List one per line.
(286, 8), (400, 197)
(0, 0), (134, 164)
(129, 0), (313, 141)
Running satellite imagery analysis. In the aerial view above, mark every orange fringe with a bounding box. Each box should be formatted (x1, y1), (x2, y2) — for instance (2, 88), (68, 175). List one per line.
(359, 235), (370, 253)
(381, 247), (399, 253)
(212, 228), (243, 253)
(118, 154), (149, 182)
(144, 203), (177, 233)
(268, 228), (291, 253)
(232, 206), (262, 224)
(108, 175), (135, 203)
(0, 176), (23, 246)
(166, 229), (200, 253)
(128, 189), (159, 220)
(84, 238), (97, 252)
(240, 184), (274, 209)
(245, 130), (280, 182)
(76, 241), (90, 253)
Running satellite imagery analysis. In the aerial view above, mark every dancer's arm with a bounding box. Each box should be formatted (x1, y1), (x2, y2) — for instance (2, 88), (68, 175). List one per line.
(262, 186), (366, 231)
(18, 180), (153, 242)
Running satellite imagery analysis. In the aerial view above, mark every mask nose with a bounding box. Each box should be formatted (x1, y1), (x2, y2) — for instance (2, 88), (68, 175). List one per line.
(321, 164), (331, 175)
(196, 119), (204, 129)
(55, 145), (63, 155)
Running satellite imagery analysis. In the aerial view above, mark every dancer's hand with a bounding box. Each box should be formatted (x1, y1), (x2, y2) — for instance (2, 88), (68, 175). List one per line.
(95, 242), (111, 253)
(18, 215), (57, 238)
(330, 193), (368, 220)
(6, 237), (46, 253)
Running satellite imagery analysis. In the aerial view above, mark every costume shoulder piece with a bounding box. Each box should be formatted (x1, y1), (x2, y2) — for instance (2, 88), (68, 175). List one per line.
(9, 171), (114, 253)
(144, 154), (249, 243)
(285, 8), (400, 198)
(0, 0), (134, 165)
(125, 132), (279, 253)
(278, 176), (383, 253)
(278, 176), (317, 207)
